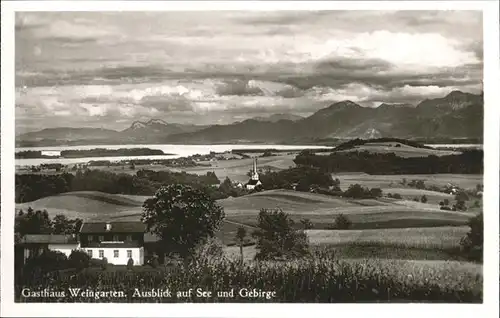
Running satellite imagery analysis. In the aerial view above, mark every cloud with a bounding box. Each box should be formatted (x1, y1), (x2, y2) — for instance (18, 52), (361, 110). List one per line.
(15, 11), (483, 130)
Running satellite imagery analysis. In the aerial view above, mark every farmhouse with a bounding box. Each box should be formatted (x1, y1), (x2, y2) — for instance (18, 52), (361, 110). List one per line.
(16, 234), (79, 265)
(245, 157), (262, 190)
(16, 221), (161, 266)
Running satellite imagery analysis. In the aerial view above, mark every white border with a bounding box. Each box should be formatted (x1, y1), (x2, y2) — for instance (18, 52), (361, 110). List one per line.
(1, 1), (499, 317)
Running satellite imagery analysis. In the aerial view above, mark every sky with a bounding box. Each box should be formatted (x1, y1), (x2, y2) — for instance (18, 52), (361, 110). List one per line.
(15, 11), (483, 132)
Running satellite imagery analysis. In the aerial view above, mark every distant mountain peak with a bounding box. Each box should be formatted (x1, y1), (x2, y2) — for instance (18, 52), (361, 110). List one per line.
(378, 103), (415, 108)
(146, 119), (168, 126)
(130, 121), (146, 130)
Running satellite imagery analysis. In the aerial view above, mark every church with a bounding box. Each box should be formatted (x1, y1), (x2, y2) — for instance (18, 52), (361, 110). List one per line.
(246, 157), (262, 190)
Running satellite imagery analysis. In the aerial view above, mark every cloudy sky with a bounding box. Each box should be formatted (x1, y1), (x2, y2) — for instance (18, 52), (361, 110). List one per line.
(15, 11), (483, 133)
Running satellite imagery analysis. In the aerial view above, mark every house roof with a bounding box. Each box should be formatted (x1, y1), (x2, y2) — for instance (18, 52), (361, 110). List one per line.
(83, 242), (143, 248)
(80, 221), (146, 234)
(246, 179), (261, 186)
(18, 234), (78, 244)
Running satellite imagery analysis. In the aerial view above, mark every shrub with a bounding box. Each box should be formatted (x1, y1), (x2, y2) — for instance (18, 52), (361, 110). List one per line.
(455, 200), (467, 211)
(460, 213), (483, 262)
(455, 191), (470, 201)
(101, 257), (108, 270)
(127, 258), (134, 270)
(392, 193), (402, 199)
(440, 206), (452, 211)
(193, 237), (226, 266)
(333, 214), (352, 230)
(24, 250), (69, 273)
(300, 218), (313, 230)
(420, 195), (428, 203)
(68, 249), (91, 271)
(369, 187), (383, 198)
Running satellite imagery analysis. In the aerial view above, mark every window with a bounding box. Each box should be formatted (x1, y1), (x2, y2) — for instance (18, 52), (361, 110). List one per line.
(127, 250), (132, 258)
(98, 235), (104, 241)
(99, 250), (104, 258)
(88, 235), (93, 242)
(113, 235), (119, 241)
(126, 235), (132, 241)
(87, 250), (93, 258)
(114, 250), (119, 258)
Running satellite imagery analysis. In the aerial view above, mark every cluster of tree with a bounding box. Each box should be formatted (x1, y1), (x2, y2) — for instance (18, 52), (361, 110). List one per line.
(15, 208), (83, 237)
(15, 151), (58, 159)
(342, 184), (383, 199)
(294, 150), (483, 174)
(258, 166), (336, 192)
(60, 148), (166, 158)
(15, 169), (222, 203)
(333, 138), (433, 151)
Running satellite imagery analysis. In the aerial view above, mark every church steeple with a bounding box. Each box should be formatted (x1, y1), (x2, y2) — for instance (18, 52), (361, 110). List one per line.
(251, 157), (259, 181)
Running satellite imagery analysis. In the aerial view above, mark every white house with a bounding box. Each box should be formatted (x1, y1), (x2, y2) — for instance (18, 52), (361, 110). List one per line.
(246, 157), (262, 190)
(16, 221), (161, 267)
(79, 221), (149, 266)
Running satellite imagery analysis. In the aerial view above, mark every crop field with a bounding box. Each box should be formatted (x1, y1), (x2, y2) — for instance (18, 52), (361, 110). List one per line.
(16, 257), (482, 303)
(306, 226), (468, 249)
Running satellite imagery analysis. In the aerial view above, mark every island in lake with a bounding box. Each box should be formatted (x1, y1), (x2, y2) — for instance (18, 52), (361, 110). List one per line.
(15, 148), (172, 159)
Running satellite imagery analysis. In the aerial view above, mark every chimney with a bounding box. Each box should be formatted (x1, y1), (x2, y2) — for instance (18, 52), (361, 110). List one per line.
(105, 223), (112, 231)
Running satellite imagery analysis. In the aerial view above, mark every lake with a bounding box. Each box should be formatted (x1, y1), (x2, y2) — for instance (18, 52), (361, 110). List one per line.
(15, 144), (332, 166)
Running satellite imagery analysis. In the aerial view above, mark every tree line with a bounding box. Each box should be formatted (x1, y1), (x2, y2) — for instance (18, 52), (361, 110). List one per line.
(294, 150), (483, 174)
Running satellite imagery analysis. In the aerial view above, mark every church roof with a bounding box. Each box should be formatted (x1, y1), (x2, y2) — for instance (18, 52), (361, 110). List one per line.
(247, 179), (261, 186)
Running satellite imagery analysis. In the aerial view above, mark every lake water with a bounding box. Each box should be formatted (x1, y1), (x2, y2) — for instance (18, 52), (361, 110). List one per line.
(15, 144), (332, 166)
(425, 144), (483, 149)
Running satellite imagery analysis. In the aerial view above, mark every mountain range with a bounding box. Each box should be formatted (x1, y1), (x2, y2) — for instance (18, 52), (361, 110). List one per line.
(16, 91), (483, 146)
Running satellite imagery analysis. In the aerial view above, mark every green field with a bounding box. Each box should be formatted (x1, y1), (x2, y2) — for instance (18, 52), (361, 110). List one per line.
(335, 173), (483, 191)
(335, 142), (460, 158)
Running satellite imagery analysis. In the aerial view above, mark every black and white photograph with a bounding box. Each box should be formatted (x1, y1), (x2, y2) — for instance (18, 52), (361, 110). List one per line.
(1, 1), (500, 317)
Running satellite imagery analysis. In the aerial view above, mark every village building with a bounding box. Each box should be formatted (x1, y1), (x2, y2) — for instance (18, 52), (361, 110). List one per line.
(15, 221), (160, 266)
(245, 157), (262, 190)
(16, 234), (79, 265)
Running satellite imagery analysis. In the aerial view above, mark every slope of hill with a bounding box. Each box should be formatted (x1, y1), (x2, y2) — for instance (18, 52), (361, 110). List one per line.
(250, 113), (304, 122)
(166, 91), (483, 143)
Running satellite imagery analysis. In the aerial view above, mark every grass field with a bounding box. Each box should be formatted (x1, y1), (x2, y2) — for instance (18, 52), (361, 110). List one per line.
(220, 189), (474, 230)
(336, 142), (460, 158)
(335, 173), (483, 191)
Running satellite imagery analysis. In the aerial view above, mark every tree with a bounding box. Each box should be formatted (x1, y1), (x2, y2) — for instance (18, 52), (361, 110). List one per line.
(52, 214), (73, 234)
(300, 218), (313, 230)
(415, 180), (425, 190)
(68, 249), (91, 271)
(295, 179), (310, 192)
(392, 193), (402, 200)
(235, 226), (247, 262)
(369, 188), (383, 198)
(252, 208), (309, 261)
(142, 184), (225, 261)
(333, 214), (352, 230)
(443, 199), (450, 206)
(343, 184), (367, 199)
(420, 195), (428, 203)
(455, 191), (470, 202)
(15, 207), (53, 236)
(460, 213), (483, 262)
(219, 177), (233, 195)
